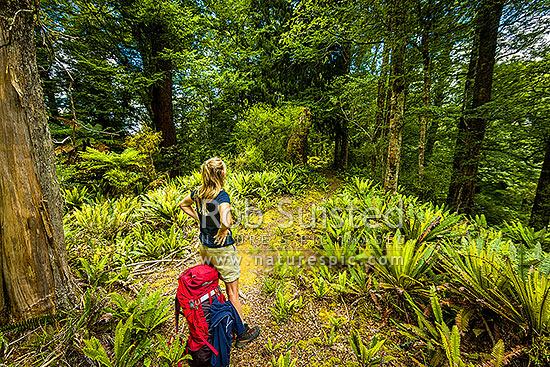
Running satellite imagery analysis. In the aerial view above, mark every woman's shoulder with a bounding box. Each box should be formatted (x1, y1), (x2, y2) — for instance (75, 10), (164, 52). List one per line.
(216, 189), (231, 203)
(190, 186), (200, 201)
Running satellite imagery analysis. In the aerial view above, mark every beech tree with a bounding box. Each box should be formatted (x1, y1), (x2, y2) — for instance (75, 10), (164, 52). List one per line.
(530, 137), (550, 230)
(384, 0), (409, 191)
(0, 0), (74, 325)
(446, 0), (505, 213)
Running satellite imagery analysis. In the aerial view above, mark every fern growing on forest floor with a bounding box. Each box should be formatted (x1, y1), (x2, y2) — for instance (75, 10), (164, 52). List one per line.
(83, 315), (152, 367)
(270, 351), (297, 367)
(108, 287), (171, 334)
(367, 232), (437, 292)
(269, 288), (304, 322)
(348, 331), (387, 366)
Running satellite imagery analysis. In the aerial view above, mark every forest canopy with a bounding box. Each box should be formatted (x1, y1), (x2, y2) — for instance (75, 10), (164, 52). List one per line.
(37, 0), (550, 226)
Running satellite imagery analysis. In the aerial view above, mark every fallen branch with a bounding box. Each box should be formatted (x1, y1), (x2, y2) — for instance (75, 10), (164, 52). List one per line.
(52, 136), (71, 144)
(54, 116), (120, 137)
(116, 252), (194, 271)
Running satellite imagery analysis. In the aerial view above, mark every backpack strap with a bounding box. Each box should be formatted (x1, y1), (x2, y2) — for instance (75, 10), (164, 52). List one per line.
(198, 333), (218, 356)
(187, 305), (219, 356)
(175, 295), (180, 332)
(188, 287), (222, 309)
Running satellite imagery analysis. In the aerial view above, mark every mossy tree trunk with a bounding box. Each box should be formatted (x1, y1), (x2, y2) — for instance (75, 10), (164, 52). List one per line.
(373, 41), (390, 168)
(418, 32), (431, 191)
(0, 0), (74, 326)
(150, 42), (177, 149)
(384, 0), (409, 192)
(286, 107), (311, 164)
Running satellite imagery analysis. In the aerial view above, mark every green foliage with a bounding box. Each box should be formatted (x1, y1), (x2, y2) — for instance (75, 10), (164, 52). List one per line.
(69, 197), (139, 243)
(78, 147), (150, 195)
(269, 288), (304, 322)
(398, 287), (472, 366)
(262, 276), (280, 296)
(270, 260), (303, 281)
(527, 335), (550, 366)
(72, 288), (112, 332)
(503, 221), (549, 250)
(108, 287), (171, 334)
(440, 233), (523, 325)
(311, 274), (332, 299)
(0, 331), (7, 364)
(506, 266), (550, 335)
(348, 266), (371, 294)
(78, 254), (112, 287)
(265, 337), (284, 354)
(83, 315), (152, 367)
(131, 223), (187, 259)
(319, 310), (347, 331)
(346, 177), (377, 198)
(400, 204), (464, 244)
(348, 331), (387, 366)
(234, 104), (309, 170)
(270, 351), (298, 367)
(368, 232), (437, 291)
(319, 233), (360, 266)
(227, 172), (254, 199)
(124, 126), (162, 176)
(321, 326), (339, 347)
(63, 185), (89, 210)
(0, 314), (56, 334)
(440, 325), (471, 367)
(153, 335), (192, 367)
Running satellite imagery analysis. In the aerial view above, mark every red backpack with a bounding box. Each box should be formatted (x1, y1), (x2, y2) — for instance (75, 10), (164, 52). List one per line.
(175, 264), (226, 366)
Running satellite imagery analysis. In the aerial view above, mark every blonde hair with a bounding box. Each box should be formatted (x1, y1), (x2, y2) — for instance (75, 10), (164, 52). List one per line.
(196, 157), (226, 214)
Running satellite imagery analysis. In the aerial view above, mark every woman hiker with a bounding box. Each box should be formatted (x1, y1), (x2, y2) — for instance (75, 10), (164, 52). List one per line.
(178, 157), (260, 348)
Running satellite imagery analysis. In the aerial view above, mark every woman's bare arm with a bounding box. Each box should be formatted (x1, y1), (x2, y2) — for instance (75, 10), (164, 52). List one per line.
(178, 195), (199, 222)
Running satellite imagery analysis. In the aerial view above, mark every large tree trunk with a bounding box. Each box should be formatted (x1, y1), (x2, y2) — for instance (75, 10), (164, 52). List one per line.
(530, 137), (550, 231)
(0, 0), (74, 326)
(332, 119), (349, 170)
(331, 42), (351, 171)
(151, 53), (177, 148)
(118, 1), (178, 149)
(418, 33), (431, 189)
(446, 0), (504, 213)
(374, 41), (390, 142)
(384, 0), (408, 192)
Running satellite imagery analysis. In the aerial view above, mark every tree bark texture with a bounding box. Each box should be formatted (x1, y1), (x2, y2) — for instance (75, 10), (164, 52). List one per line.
(331, 43), (351, 171)
(446, 0), (504, 213)
(119, 1), (178, 148)
(151, 50), (177, 148)
(0, 0), (74, 326)
(374, 41), (390, 142)
(384, 0), (408, 192)
(418, 33), (431, 187)
(530, 137), (550, 231)
(333, 117), (349, 171)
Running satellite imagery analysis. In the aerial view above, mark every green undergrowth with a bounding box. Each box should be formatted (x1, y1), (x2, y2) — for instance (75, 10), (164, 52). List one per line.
(256, 175), (550, 366)
(2, 169), (550, 366)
